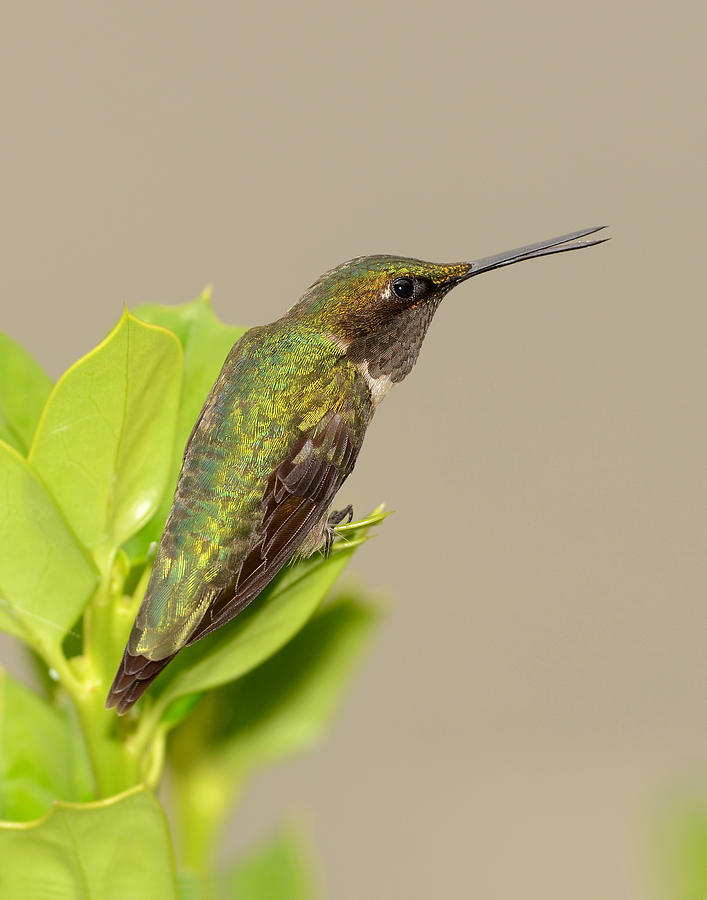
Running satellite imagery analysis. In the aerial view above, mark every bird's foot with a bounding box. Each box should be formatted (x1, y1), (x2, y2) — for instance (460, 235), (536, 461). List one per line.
(323, 505), (354, 556)
(328, 504), (354, 528)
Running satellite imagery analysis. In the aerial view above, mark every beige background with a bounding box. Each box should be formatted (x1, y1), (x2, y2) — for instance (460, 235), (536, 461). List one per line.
(2, 1), (706, 897)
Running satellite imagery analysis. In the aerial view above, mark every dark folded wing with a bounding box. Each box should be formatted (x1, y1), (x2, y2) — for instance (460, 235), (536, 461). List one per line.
(106, 408), (362, 714)
(185, 408), (359, 643)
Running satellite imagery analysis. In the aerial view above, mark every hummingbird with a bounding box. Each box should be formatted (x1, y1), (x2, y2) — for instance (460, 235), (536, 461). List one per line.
(106, 226), (608, 713)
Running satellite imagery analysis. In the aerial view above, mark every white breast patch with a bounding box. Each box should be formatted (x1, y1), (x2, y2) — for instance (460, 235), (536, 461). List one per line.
(324, 331), (394, 408)
(357, 360), (393, 407)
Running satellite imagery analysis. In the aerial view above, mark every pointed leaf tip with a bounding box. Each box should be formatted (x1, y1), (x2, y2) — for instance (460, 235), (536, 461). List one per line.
(29, 313), (183, 560)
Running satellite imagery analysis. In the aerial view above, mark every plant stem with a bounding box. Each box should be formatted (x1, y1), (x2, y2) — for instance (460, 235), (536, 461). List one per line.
(31, 553), (167, 799)
(38, 635), (140, 796)
(76, 692), (142, 796)
(172, 761), (243, 876)
(142, 724), (167, 791)
(40, 638), (82, 697)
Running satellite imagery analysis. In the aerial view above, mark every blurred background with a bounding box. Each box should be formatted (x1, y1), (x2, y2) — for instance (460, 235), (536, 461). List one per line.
(1, 1), (705, 896)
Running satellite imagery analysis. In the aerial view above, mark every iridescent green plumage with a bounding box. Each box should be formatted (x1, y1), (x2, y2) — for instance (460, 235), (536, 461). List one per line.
(107, 229), (607, 713)
(133, 325), (370, 658)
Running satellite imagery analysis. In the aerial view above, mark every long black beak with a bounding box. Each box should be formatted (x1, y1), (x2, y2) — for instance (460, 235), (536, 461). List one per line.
(457, 226), (609, 281)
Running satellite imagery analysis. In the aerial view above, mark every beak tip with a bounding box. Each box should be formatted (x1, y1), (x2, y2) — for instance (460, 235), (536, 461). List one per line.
(463, 225), (611, 279)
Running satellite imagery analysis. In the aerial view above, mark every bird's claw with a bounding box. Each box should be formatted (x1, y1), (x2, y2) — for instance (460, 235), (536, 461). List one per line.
(324, 505), (354, 556)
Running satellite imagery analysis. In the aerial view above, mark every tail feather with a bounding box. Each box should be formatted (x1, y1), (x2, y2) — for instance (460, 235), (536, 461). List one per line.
(105, 647), (177, 715)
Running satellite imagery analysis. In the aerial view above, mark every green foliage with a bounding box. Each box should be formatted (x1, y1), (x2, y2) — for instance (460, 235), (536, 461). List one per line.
(29, 311), (182, 570)
(0, 294), (382, 899)
(175, 828), (318, 900)
(0, 788), (178, 899)
(227, 828), (319, 900)
(170, 595), (378, 875)
(0, 668), (93, 820)
(156, 524), (382, 710)
(0, 333), (52, 455)
(0, 443), (97, 648)
(654, 792), (707, 900)
(172, 596), (378, 777)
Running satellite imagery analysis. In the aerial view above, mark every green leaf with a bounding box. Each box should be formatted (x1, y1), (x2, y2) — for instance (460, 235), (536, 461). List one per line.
(0, 668), (93, 820)
(166, 596), (377, 882)
(0, 441), (97, 646)
(29, 312), (182, 568)
(226, 828), (318, 900)
(0, 333), (52, 455)
(0, 787), (178, 899)
(161, 691), (205, 728)
(654, 793), (707, 900)
(125, 291), (246, 562)
(156, 518), (379, 710)
(171, 597), (378, 775)
(176, 870), (217, 900)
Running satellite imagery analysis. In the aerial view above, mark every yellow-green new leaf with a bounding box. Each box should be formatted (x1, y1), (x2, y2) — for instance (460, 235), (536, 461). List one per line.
(0, 442), (97, 646)
(0, 787), (178, 899)
(0, 334), (52, 455)
(29, 312), (182, 567)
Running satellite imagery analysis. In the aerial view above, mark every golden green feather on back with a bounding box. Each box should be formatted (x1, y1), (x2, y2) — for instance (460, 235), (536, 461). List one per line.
(131, 323), (371, 660)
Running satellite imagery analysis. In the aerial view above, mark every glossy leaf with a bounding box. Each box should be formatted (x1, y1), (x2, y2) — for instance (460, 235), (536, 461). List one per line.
(0, 441), (97, 646)
(0, 787), (178, 899)
(126, 292), (246, 561)
(0, 668), (93, 821)
(29, 312), (182, 567)
(0, 333), (52, 455)
(156, 521), (379, 709)
(170, 597), (377, 776)
(226, 828), (318, 900)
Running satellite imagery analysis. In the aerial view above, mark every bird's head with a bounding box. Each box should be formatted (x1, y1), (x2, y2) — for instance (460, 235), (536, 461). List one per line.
(288, 227), (607, 389)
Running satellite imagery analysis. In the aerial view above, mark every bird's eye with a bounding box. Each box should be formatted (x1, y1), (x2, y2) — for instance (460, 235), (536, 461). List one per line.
(391, 277), (414, 300)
